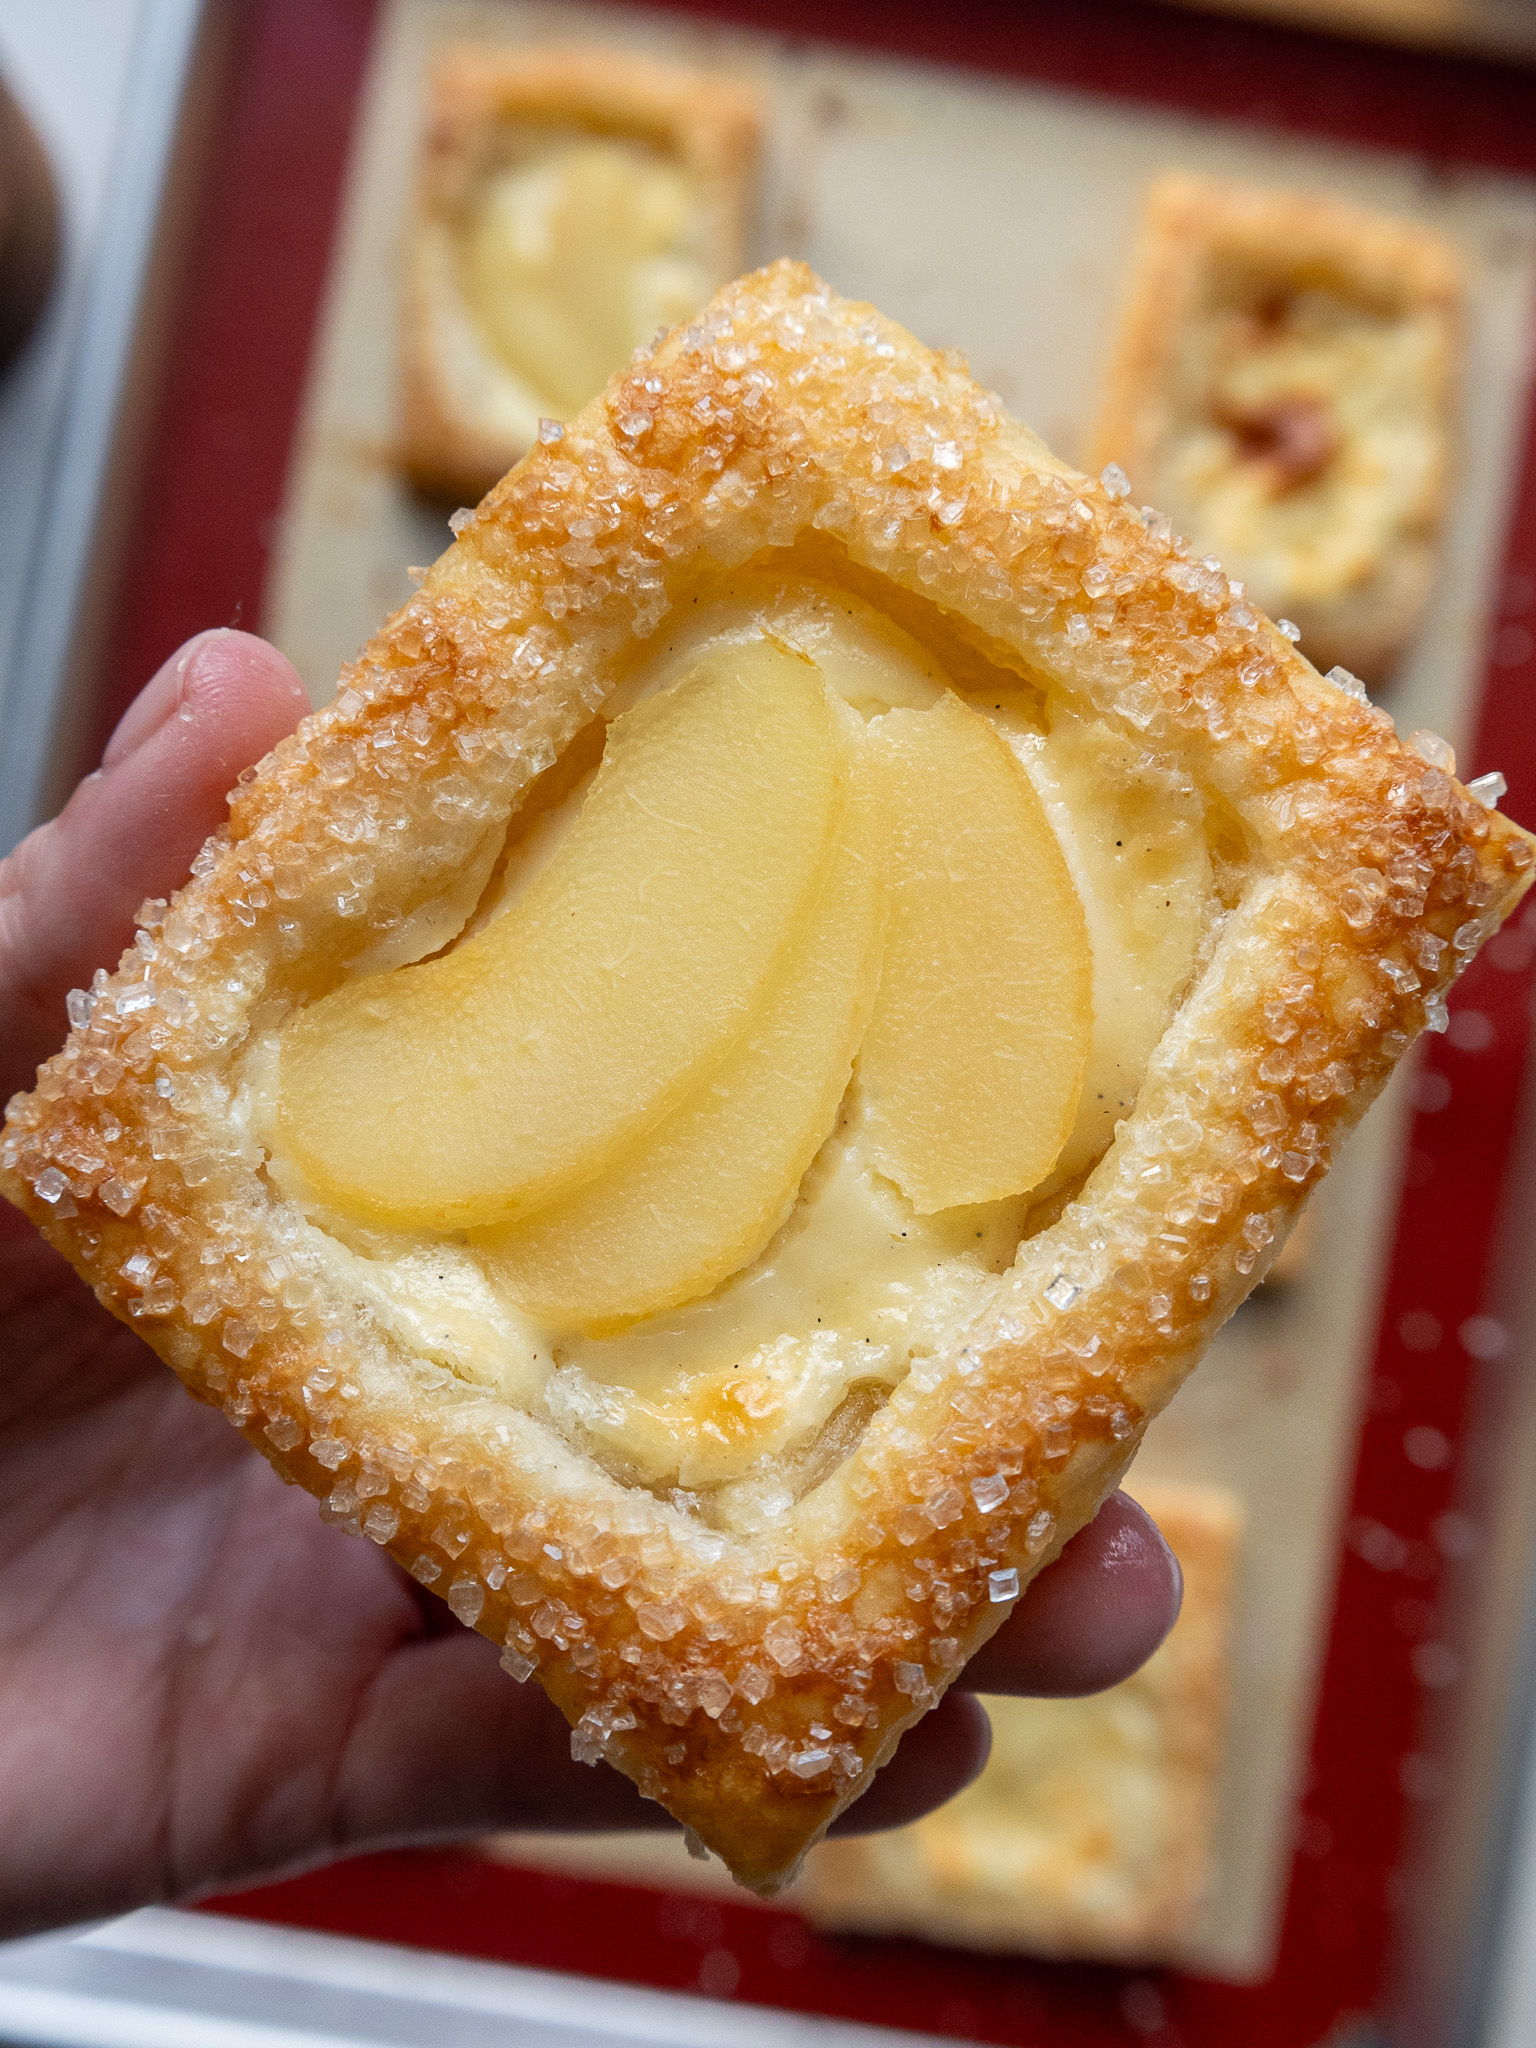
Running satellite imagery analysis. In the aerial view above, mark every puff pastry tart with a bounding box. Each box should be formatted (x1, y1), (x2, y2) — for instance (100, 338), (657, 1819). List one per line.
(3, 262), (1529, 1897)
(1089, 174), (1462, 684)
(402, 43), (761, 502)
(802, 1482), (1240, 1962)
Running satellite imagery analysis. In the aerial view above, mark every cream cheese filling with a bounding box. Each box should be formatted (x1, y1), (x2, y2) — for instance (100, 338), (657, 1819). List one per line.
(256, 571), (1216, 1532)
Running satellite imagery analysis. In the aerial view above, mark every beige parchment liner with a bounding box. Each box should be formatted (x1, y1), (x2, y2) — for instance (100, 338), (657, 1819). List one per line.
(5, 259), (1532, 1905)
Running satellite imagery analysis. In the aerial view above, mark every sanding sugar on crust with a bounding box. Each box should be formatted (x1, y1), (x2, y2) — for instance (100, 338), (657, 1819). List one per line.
(2, 261), (1531, 1894)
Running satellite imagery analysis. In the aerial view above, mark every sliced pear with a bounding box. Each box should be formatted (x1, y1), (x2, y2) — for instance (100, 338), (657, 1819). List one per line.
(276, 640), (847, 1230)
(858, 692), (1092, 1213)
(477, 734), (888, 1334)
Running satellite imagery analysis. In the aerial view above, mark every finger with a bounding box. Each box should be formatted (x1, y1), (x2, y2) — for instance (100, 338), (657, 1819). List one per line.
(307, 1499), (1173, 1853)
(329, 1633), (993, 1853)
(961, 1491), (1182, 1698)
(828, 1690), (991, 1835)
(331, 1631), (687, 1843)
(0, 630), (309, 1099)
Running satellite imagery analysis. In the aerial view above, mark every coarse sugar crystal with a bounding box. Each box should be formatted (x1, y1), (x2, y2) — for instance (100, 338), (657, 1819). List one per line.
(448, 1577), (485, 1627)
(788, 1746), (833, 1778)
(737, 1661), (774, 1704)
(764, 1620), (804, 1670)
(924, 1486), (963, 1530)
(1410, 729), (1456, 774)
(697, 1673), (732, 1718)
(1044, 1273), (1080, 1311)
(99, 1176), (145, 1217)
(635, 1601), (685, 1642)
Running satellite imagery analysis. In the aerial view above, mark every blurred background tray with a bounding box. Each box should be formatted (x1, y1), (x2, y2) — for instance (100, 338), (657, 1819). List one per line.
(15, 2), (1536, 2044)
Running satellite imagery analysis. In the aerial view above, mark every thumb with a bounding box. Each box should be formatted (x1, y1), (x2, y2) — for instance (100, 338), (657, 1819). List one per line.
(0, 630), (309, 1101)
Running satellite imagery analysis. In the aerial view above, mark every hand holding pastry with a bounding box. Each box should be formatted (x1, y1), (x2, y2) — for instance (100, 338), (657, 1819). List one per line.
(0, 627), (1181, 1936)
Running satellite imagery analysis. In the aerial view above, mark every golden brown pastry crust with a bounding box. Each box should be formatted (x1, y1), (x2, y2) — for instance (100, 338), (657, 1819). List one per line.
(403, 43), (762, 503)
(800, 1481), (1241, 1961)
(2, 261), (1529, 1895)
(1088, 173), (1462, 683)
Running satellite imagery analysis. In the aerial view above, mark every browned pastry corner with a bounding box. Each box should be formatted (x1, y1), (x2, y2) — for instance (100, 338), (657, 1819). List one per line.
(403, 42), (761, 503)
(2, 262), (1529, 1896)
(801, 1481), (1241, 1961)
(1088, 173), (1462, 684)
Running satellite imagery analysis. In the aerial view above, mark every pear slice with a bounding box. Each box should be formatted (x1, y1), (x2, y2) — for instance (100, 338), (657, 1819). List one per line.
(477, 732), (887, 1334)
(858, 692), (1092, 1212)
(276, 640), (847, 1230)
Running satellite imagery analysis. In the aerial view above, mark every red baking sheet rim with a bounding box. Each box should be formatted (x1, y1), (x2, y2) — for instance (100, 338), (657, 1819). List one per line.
(97, 3), (1536, 2041)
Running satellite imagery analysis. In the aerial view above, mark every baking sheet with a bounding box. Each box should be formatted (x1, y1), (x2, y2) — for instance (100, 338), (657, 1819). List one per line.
(264, 0), (1536, 1985)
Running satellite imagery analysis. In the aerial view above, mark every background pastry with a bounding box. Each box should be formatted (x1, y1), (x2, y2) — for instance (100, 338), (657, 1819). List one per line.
(1088, 174), (1462, 685)
(3, 263), (1528, 1897)
(402, 43), (761, 502)
(802, 1481), (1241, 1962)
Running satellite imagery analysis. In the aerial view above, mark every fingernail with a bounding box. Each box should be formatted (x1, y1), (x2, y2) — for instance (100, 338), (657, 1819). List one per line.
(102, 629), (227, 770)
